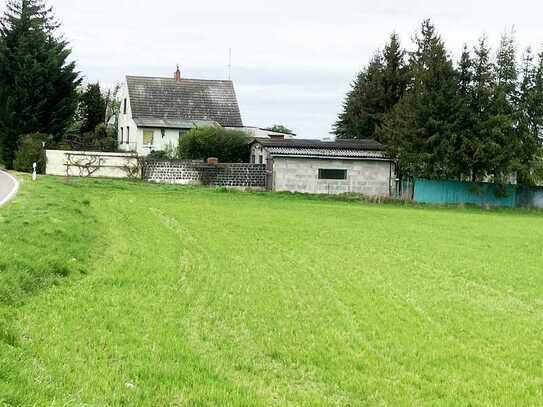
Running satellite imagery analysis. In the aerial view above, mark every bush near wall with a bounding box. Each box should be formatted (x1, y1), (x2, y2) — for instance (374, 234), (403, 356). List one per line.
(57, 124), (117, 152)
(178, 127), (250, 162)
(13, 133), (51, 173)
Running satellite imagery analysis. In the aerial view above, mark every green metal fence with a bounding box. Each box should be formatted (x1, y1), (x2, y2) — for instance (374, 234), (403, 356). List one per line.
(516, 186), (543, 209)
(409, 178), (543, 208)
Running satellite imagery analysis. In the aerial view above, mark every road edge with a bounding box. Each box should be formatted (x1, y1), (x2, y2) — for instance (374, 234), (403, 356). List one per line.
(0, 170), (20, 208)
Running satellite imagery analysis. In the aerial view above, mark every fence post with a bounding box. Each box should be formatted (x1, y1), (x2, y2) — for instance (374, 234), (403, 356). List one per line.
(265, 158), (273, 191)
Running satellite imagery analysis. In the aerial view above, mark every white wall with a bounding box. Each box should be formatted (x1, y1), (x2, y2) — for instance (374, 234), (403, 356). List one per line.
(46, 150), (139, 178)
(117, 82), (138, 153)
(250, 143), (270, 164)
(117, 82), (191, 157)
(135, 128), (183, 156)
(273, 157), (394, 196)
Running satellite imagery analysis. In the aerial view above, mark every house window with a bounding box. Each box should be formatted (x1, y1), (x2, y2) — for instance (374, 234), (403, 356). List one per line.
(143, 130), (154, 146)
(123, 98), (127, 114)
(120, 127), (124, 144)
(251, 155), (255, 163)
(259, 155), (263, 164)
(126, 126), (130, 144)
(318, 169), (347, 180)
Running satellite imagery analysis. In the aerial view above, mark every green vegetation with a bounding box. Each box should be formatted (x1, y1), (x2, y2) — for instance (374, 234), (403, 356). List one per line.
(12, 133), (49, 173)
(178, 127), (249, 162)
(2, 176), (543, 405)
(265, 124), (294, 135)
(336, 20), (543, 183)
(0, 0), (80, 168)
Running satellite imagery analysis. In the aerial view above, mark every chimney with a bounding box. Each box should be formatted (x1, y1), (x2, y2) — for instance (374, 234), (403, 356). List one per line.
(174, 65), (181, 81)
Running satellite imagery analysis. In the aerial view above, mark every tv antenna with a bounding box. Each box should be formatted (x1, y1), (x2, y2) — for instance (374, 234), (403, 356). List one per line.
(228, 48), (232, 80)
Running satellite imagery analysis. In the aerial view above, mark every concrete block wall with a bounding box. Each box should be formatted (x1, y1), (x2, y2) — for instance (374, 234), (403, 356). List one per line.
(211, 164), (267, 187)
(273, 157), (394, 196)
(143, 160), (204, 185)
(143, 160), (267, 188)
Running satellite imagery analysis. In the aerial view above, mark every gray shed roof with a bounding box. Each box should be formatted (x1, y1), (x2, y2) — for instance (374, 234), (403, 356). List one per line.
(127, 76), (243, 127)
(252, 138), (386, 151)
(251, 138), (389, 160)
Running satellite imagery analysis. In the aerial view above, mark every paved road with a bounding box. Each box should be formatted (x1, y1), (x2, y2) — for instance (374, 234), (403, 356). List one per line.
(0, 170), (19, 207)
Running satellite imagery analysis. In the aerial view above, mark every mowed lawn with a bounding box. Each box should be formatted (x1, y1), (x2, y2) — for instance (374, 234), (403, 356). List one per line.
(1, 176), (543, 405)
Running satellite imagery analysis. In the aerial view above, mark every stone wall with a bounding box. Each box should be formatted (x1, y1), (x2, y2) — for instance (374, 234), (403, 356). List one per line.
(143, 160), (267, 188)
(46, 150), (139, 178)
(272, 157), (394, 196)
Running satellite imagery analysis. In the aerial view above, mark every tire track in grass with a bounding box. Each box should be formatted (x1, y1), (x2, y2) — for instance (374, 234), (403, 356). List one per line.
(149, 207), (273, 404)
(150, 207), (352, 405)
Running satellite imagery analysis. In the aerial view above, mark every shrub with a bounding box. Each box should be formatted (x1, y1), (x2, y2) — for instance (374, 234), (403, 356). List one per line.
(178, 127), (249, 162)
(13, 133), (50, 173)
(147, 150), (170, 160)
(94, 136), (117, 152)
(59, 123), (118, 152)
(147, 143), (178, 160)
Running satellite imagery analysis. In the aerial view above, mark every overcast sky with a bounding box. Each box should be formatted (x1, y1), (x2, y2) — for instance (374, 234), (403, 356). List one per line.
(8, 0), (543, 138)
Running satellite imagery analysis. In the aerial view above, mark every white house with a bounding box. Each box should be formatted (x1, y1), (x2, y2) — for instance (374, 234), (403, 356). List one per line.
(118, 67), (244, 156)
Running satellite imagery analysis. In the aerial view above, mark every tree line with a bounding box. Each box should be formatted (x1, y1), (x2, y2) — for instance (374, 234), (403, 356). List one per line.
(335, 20), (543, 185)
(0, 0), (120, 170)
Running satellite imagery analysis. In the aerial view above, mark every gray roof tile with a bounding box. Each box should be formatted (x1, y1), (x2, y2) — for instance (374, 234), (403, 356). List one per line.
(127, 76), (243, 127)
(253, 138), (386, 151)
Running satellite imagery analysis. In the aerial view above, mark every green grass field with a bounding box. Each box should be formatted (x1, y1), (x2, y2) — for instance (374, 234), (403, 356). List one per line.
(1, 176), (543, 405)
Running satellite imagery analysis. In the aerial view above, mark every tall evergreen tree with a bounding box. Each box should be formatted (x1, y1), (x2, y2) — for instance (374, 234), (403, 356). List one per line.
(515, 47), (543, 184)
(379, 19), (460, 178)
(381, 33), (410, 113)
(469, 36), (497, 181)
(335, 33), (408, 141)
(489, 31), (523, 182)
(334, 52), (385, 140)
(521, 48), (543, 142)
(533, 50), (543, 141)
(0, 0), (80, 168)
(453, 45), (476, 179)
(79, 82), (106, 134)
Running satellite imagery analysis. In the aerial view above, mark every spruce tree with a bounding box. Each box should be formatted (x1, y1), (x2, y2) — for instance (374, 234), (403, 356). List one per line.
(0, 0), (80, 168)
(378, 92), (423, 177)
(79, 82), (106, 134)
(335, 33), (408, 141)
(516, 47), (543, 184)
(490, 31), (522, 182)
(334, 53), (385, 140)
(525, 48), (543, 142)
(469, 36), (496, 181)
(381, 33), (410, 113)
(380, 19), (459, 179)
(454, 45), (475, 179)
(533, 50), (543, 141)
